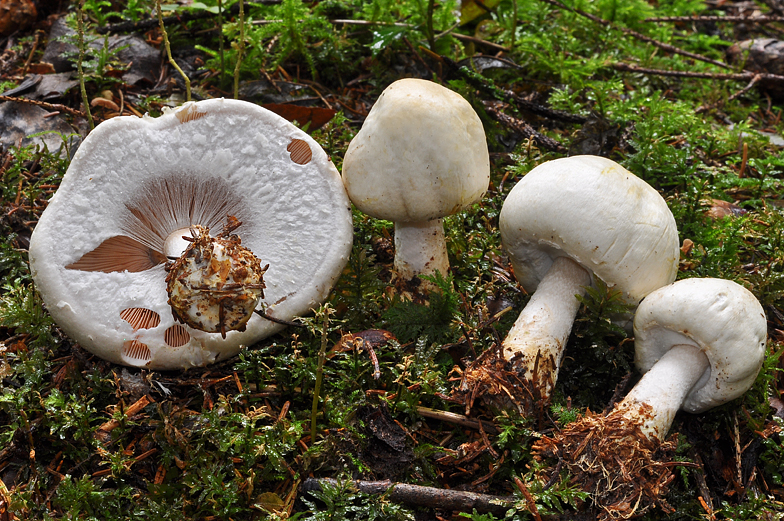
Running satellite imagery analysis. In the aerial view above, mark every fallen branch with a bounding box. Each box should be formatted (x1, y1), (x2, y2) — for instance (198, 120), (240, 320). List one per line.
(300, 478), (515, 514)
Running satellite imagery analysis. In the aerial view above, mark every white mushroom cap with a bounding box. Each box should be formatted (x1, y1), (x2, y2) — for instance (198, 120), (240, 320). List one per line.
(499, 155), (680, 307)
(28, 99), (353, 370)
(633, 278), (767, 413)
(341, 78), (490, 223)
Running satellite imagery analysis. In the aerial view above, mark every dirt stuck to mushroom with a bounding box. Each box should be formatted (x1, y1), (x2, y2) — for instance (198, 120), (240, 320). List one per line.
(531, 404), (677, 520)
(453, 345), (555, 419)
(166, 217), (267, 338)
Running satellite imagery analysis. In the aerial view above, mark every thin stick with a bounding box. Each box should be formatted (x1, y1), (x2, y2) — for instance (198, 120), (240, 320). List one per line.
(416, 406), (499, 434)
(310, 309), (329, 441)
(233, 0), (245, 99)
(513, 476), (542, 521)
(646, 15), (784, 23)
(484, 102), (567, 152)
(218, 0), (225, 87)
(252, 18), (511, 52)
(0, 95), (88, 119)
(95, 395), (153, 437)
(76, 1), (94, 130)
(97, 1), (279, 34)
(22, 30), (43, 76)
(426, 0), (435, 50)
(254, 308), (306, 327)
(156, 0), (191, 102)
(612, 62), (784, 83)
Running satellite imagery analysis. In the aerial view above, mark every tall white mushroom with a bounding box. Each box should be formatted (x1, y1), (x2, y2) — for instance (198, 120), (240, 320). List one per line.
(532, 277), (767, 519)
(341, 78), (490, 301)
(466, 155), (680, 407)
(29, 99), (353, 370)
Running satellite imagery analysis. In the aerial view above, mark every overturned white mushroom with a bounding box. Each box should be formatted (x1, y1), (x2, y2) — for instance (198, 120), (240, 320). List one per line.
(29, 99), (353, 370)
(342, 78), (490, 301)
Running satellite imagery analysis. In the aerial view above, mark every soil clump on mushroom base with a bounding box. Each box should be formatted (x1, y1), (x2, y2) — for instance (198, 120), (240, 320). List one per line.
(532, 404), (678, 520)
(453, 345), (554, 419)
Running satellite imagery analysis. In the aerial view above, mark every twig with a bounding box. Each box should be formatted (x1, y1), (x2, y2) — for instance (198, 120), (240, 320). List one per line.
(540, 0), (733, 70)
(761, 0), (784, 16)
(441, 56), (587, 123)
(612, 62), (784, 84)
(254, 308), (306, 327)
(646, 15), (784, 23)
(484, 102), (567, 153)
(22, 30), (43, 76)
(416, 406), (499, 434)
(156, 0), (191, 101)
(300, 478), (515, 514)
(218, 0), (225, 87)
(97, 395), (154, 433)
(254, 18), (510, 52)
(233, 0), (245, 99)
(76, 1), (94, 130)
(310, 308), (330, 442)
(0, 95), (88, 119)
(96, 1), (280, 34)
(426, 0), (435, 50)
(513, 476), (542, 521)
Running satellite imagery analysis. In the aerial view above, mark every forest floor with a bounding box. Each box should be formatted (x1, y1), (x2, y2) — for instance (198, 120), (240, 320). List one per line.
(1, 0), (784, 519)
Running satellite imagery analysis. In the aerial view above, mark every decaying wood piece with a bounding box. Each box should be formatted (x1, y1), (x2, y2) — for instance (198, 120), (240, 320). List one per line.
(300, 478), (515, 515)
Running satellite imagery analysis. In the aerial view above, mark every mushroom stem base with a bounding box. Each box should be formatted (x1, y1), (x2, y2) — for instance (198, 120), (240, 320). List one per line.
(501, 255), (591, 399)
(618, 343), (710, 440)
(393, 219), (450, 302)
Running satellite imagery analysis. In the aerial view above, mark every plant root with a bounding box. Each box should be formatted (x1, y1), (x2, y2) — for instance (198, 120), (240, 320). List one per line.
(531, 404), (677, 520)
(452, 345), (549, 419)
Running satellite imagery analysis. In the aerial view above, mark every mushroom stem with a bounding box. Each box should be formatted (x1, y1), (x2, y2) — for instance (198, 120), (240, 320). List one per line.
(618, 343), (710, 440)
(393, 219), (450, 288)
(501, 255), (591, 397)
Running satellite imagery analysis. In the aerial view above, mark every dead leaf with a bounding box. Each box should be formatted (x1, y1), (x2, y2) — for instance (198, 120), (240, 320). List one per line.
(262, 103), (336, 132)
(91, 97), (120, 111)
(27, 62), (56, 74)
(460, 0), (501, 25)
(254, 492), (285, 513)
(705, 199), (746, 219)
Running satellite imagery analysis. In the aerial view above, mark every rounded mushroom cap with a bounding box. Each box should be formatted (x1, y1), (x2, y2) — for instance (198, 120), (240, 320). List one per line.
(29, 99), (353, 370)
(341, 78), (490, 223)
(633, 278), (767, 413)
(499, 155), (680, 306)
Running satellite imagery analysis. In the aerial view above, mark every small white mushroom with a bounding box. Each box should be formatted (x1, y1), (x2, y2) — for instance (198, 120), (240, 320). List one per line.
(531, 277), (768, 519)
(495, 155), (680, 400)
(341, 78), (490, 300)
(620, 277), (768, 440)
(28, 99), (353, 370)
